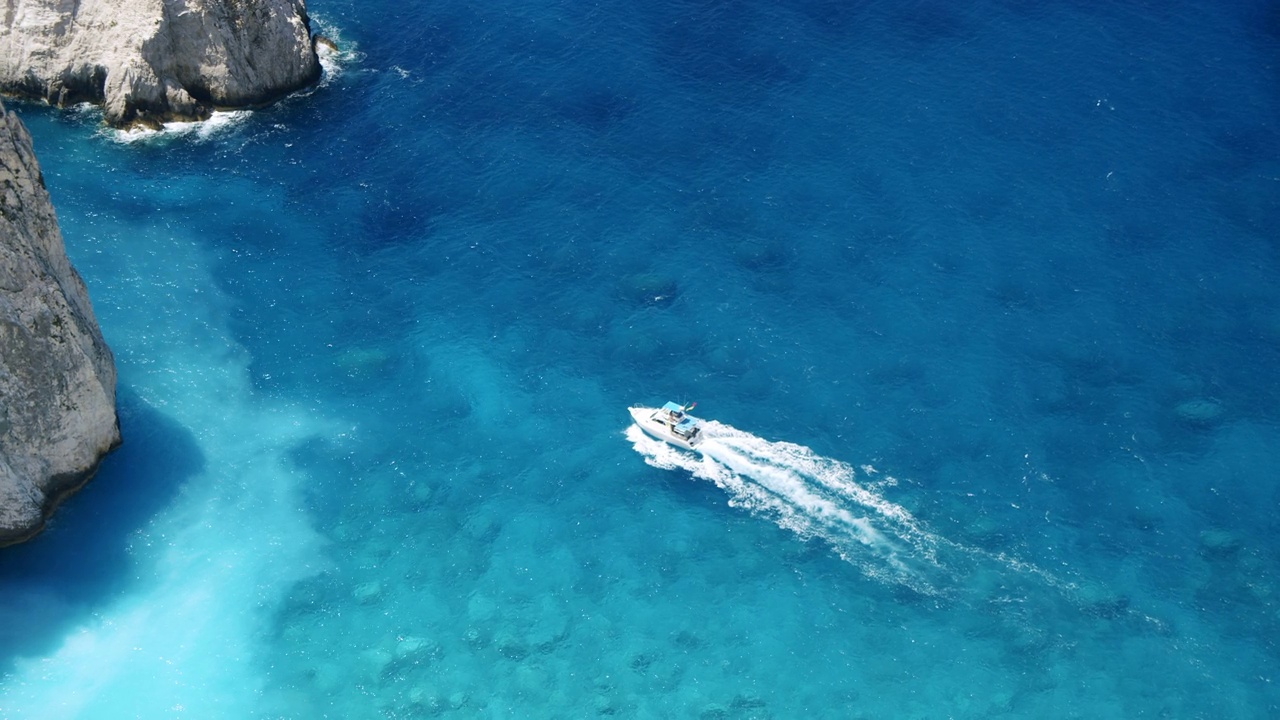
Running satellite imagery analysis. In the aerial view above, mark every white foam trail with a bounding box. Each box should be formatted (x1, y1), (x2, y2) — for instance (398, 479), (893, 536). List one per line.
(626, 422), (946, 593)
(627, 418), (1086, 602)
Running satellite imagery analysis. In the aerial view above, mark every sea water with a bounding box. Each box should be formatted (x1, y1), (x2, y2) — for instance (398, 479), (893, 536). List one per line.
(1, 0), (1278, 717)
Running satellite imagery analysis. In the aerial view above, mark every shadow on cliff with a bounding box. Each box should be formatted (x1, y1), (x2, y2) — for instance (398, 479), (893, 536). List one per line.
(0, 387), (204, 675)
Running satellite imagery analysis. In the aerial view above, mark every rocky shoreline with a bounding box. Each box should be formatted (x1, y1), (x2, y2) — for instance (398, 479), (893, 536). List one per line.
(1, 0), (322, 129)
(0, 99), (121, 546)
(1, 0), (323, 544)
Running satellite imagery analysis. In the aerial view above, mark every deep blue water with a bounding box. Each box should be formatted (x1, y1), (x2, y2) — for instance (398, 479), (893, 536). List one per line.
(2, 0), (1279, 717)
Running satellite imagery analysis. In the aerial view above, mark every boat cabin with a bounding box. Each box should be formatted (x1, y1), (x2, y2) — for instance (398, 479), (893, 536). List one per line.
(660, 402), (700, 440)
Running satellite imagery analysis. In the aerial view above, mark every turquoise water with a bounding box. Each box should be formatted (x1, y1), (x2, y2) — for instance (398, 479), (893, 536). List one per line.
(2, 0), (1279, 717)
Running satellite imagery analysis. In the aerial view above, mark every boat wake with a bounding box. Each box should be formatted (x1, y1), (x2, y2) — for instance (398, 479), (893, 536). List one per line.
(627, 421), (953, 594)
(627, 416), (1092, 602)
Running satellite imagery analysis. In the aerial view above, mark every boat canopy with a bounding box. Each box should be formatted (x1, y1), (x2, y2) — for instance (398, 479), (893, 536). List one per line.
(662, 402), (684, 413)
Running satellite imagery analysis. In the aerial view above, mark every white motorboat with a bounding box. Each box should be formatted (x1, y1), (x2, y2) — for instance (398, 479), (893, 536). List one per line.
(629, 402), (704, 451)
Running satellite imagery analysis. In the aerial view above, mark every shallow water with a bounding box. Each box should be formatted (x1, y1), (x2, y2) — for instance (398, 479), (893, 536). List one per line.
(2, 0), (1278, 717)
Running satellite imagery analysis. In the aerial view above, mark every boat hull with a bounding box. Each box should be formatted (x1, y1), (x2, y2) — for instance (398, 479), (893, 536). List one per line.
(629, 406), (703, 451)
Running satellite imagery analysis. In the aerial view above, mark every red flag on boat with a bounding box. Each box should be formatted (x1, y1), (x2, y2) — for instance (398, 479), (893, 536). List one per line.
(684, 401), (697, 412)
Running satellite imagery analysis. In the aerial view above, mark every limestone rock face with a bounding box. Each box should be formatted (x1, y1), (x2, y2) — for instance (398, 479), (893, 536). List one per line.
(0, 0), (320, 127)
(0, 99), (120, 545)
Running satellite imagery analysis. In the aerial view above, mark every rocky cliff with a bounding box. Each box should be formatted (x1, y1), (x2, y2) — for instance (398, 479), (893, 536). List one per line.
(0, 99), (120, 546)
(0, 0), (320, 128)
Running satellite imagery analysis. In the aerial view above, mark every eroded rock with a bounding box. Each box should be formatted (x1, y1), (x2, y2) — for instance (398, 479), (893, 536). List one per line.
(1, 0), (321, 128)
(0, 99), (120, 545)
